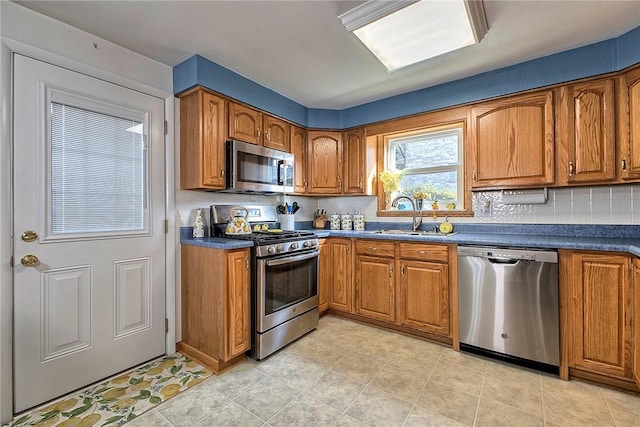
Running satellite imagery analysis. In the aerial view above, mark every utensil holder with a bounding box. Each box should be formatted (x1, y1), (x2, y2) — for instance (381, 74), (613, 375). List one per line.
(280, 215), (295, 230)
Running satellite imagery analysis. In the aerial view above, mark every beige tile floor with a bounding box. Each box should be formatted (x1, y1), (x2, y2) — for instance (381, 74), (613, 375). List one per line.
(129, 315), (640, 427)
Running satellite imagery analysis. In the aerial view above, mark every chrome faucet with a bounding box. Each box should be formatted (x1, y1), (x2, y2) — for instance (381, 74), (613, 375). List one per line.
(391, 196), (423, 231)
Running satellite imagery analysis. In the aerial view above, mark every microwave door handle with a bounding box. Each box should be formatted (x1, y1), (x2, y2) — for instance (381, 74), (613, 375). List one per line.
(265, 250), (319, 266)
(277, 160), (285, 186)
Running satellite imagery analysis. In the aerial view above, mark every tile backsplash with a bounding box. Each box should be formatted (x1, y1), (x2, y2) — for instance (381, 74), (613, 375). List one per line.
(471, 185), (638, 224)
(176, 184), (640, 228)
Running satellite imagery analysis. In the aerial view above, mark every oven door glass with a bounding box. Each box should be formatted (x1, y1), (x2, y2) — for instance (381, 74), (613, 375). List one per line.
(257, 250), (318, 332)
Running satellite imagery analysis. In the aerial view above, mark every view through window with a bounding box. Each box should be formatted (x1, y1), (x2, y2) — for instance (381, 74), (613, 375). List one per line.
(386, 126), (463, 210)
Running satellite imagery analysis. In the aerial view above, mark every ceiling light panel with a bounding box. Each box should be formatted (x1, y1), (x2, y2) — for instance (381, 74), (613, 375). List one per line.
(341, 0), (487, 72)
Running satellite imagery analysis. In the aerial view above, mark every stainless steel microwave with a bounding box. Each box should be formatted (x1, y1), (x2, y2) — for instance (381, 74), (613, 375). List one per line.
(224, 139), (294, 194)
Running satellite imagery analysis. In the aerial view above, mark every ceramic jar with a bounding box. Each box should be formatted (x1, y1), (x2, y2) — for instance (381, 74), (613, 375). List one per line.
(353, 213), (365, 231)
(193, 208), (205, 238)
(330, 214), (341, 230)
(341, 213), (353, 230)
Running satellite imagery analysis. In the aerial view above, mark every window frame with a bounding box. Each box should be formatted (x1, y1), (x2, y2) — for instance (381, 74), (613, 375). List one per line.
(374, 120), (473, 217)
(43, 86), (152, 242)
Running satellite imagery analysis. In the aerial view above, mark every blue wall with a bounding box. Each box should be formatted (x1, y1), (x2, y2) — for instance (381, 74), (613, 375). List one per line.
(173, 25), (640, 129)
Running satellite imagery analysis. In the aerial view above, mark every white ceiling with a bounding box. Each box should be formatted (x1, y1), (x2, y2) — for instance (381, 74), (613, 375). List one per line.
(13, 0), (640, 109)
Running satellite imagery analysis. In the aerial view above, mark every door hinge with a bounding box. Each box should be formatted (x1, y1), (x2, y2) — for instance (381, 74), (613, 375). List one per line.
(164, 120), (168, 135)
(164, 219), (169, 234)
(165, 318), (169, 333)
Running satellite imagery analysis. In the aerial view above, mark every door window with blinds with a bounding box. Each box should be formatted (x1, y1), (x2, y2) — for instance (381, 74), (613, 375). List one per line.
(46, 90), (150, 239)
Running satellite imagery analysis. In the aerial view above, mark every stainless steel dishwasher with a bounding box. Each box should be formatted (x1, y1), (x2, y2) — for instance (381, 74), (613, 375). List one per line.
(458, 246), (559, 370)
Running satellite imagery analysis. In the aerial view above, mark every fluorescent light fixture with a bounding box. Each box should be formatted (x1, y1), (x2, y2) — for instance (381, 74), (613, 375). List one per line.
(339, 0), (488, 72)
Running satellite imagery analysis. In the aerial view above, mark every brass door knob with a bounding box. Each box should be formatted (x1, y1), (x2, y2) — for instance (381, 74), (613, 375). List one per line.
(20, 254), (39, 267)
(21, 230), (37, 242)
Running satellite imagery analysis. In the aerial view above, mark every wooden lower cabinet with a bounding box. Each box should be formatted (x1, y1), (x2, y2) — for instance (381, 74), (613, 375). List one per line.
(634, 258), (640, 387)
(318, 238), (330, 313)
(354, 255), (395, 322)
(328, 238), (353, 312)
(179, 245), (250, 373)
(562, 250), (633, 380)
(347, 240), (451, 338)
(397, 260), (449, 335)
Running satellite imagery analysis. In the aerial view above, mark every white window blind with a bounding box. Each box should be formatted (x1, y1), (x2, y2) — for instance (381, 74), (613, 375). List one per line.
(50, 102), (146, 235)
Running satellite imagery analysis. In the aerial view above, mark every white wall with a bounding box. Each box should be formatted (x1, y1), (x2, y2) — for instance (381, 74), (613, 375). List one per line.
(0, 2), (172, 423)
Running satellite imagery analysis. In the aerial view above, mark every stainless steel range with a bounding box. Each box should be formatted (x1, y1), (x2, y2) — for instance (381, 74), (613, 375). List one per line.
(211, 205), (319, 360)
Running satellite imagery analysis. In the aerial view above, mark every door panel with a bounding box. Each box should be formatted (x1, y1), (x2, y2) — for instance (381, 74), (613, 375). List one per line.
(41, 266), (92, 360)
(13, 54), (166, 412)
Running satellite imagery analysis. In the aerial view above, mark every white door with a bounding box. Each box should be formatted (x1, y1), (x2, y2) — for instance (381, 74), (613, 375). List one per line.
(12, 54), (166, 412)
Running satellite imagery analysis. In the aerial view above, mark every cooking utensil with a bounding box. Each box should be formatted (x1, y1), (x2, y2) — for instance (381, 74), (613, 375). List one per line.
(277, 204), (286, 214)
(225, 206), (252, 235)
(291, 202), (300, 214)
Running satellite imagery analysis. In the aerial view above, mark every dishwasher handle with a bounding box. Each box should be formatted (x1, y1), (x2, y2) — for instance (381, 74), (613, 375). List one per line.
(488, 257), (519, 265)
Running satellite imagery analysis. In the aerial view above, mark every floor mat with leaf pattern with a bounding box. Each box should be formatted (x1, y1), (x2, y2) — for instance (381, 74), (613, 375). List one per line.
(10, 353), (212, 426)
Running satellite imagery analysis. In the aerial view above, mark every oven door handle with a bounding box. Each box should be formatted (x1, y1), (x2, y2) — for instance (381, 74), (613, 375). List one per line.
(265, 250), (319, 266)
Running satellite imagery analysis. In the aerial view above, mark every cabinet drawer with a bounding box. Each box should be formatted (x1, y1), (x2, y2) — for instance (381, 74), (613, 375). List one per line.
(399, 243), (448, 262)
(356, 240), (395, 257)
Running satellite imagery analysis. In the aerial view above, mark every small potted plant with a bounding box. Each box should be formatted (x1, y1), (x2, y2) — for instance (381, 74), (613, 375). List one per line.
(378, 170), (401, 209)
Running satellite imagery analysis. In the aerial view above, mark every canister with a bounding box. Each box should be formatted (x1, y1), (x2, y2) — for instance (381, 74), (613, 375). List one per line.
(353, 213), (365, 231)
(341, 213), (353, 230)
(330, 214), (341, 230)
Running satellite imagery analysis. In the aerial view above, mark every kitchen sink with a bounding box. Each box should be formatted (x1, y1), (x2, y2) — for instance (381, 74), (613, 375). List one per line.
(369, 229), (456, 237)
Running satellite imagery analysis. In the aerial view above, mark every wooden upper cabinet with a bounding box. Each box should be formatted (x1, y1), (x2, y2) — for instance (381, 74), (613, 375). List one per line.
(263, 115), (290, 151)
(307, 130), (343, 194)
(557, 78), (615, 185)
(290, 125), (308, 194)
(564, 250), (632, 379)
(470, 90), (555, 188)
(618, 66), (640, 181)
(229, 102), (262, 145)
(180, 89), (227, 190)
(343, 128), (366, 194)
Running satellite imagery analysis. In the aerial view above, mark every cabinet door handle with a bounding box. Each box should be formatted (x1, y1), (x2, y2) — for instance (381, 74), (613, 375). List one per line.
(304, 180), (308, 188)
(569, 162), (575, 176)
(472, 171), (477, 181)
(221, 169), (225, 177)
(265, 130), (270, 141)
(370, 247), (377, 251)
(389, 263), (393, 277)
(339, 180), (343, 189)
(257, 128), (261, 138)
(622, 159), (627, 171)
(245, 258), (249, 271)
(401, 265), (405, 276)
(359, 179), (363, 189)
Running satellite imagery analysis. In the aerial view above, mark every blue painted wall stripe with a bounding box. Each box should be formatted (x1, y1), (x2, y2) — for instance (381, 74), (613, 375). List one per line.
(173, 25), (640, 129)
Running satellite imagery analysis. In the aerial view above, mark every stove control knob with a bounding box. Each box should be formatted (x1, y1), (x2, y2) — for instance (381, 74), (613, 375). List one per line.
(303, 241), (311, 248)
(267, 246), (275, 254)
(276, 244), (284, 253)
(290, 243), (298, 250)
(309, 240), (317, 247)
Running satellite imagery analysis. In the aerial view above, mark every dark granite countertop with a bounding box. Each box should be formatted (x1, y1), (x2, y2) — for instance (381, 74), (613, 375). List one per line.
(181, 224), (640, 256)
